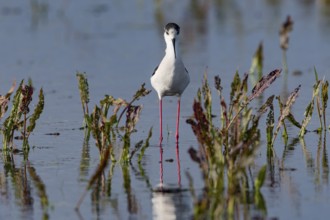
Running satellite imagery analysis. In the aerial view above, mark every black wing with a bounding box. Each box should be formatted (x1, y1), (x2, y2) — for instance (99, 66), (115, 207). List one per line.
(152, 66), (159, 76)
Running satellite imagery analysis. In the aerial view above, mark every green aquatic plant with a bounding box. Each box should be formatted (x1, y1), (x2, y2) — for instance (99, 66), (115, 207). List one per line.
(76, 72), (89, 118)
(294, 69), (329, 137)
(226, 69), (282, 131)
(2, 80), (23, 151)
(75, 71), (153, 211)
(321, 80), (328, 131)
(272, 85), (301, 144)
(187, 70), (282, 219)
(187, 63), (330, 218)
(1, 79), (44, 153)
(76, 73), (151, 162)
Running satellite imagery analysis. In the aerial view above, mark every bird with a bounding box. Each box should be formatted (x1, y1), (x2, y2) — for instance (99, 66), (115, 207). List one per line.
(150, 22), (190, 143)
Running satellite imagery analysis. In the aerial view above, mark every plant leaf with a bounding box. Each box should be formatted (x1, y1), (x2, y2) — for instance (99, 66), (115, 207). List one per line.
(272, 85), (301, 145)
(299, 81), (321, 137)
(27, 88), (45, 134)
(248, 69), (282, 102)
(0, 81), (16, 119)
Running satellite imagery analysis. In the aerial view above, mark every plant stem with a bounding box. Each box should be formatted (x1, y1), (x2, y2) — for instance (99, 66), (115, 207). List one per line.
(23, 113), (27, 142)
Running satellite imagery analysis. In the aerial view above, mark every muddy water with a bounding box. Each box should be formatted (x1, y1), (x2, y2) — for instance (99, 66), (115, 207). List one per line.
(0, 1), (330, 219)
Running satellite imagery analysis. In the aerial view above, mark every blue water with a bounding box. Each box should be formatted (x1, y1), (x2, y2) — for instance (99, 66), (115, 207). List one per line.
(0, 0), (330, 219)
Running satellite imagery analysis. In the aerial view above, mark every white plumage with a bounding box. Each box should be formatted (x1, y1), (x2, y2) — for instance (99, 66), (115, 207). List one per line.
(150, 23), (190, 143)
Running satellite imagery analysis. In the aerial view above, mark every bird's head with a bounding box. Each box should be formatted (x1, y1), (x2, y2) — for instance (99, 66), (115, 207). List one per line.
(164, 23), (180, 58)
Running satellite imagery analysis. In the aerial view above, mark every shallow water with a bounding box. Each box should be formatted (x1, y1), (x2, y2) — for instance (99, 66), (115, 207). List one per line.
(0, 0), (330, 219)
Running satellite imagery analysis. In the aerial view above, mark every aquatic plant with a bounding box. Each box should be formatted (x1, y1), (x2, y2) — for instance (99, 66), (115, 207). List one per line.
(186, 70), (281, 219)
(0, 81), (16, 120)
(187, 63), (329, 218)
(76, 73), (151, 162)
(299, 69), (329, 136)
(76, 72), (90, 120)
(1, 79), (44, 153)
(272, 84), (301, 144)
(184, 65), (329, 218)
(75, 73), (153, 210)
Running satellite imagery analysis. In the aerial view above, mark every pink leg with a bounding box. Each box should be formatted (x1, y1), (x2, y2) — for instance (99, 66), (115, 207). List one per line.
(159, 99), (163, 143)
(175, 142), (181, 186)
(159, 145), (163, 186)
(175, 98), (181, 142)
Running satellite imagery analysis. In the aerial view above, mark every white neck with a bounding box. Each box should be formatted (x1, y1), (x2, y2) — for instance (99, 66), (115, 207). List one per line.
(164, 34), (180, 60)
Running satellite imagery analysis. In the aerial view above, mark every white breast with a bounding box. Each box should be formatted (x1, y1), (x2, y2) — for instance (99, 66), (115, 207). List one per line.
(151, 56), (189, 99)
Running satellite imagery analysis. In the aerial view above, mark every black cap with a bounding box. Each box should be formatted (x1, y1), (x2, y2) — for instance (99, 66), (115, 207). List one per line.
(165, 23), (180, 34)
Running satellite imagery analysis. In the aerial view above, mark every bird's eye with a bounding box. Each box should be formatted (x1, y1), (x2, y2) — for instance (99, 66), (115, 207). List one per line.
(165, 31), (169, 35)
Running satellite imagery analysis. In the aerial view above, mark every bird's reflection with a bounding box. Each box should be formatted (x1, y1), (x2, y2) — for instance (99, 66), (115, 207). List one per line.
(152, 143), (191, 220)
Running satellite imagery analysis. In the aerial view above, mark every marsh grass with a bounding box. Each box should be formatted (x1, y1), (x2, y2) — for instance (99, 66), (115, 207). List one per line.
(186, 63), (329, 218)
(186, 70), (278, 219)
(75, 72), (152, 210)
(0, 79), (44, 155)
(76, 72), (151, 162)
(299, 69), (329, 136)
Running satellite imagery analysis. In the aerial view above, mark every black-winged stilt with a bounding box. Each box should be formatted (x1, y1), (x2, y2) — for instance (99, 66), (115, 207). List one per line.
(150, 23), (190, 143)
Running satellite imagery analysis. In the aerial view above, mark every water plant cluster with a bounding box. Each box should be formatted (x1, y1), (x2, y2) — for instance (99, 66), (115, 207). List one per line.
(186, 69), (277, 218)
(183, 16), (329, 219)
(185, 64), (329, 218)
(76, 72), (152, 208)
(0, 79), (44, 155)
(0, 80), (48, 217)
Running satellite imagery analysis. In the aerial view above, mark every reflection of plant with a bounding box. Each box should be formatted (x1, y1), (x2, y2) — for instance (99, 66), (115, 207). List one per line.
(27, 164), (50, 219)
(0, 159), (50, 219)
(1, 79), (44, 153)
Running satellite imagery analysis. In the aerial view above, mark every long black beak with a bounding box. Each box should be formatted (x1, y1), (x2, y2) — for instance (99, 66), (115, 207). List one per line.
(172, 38), (176, 59)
